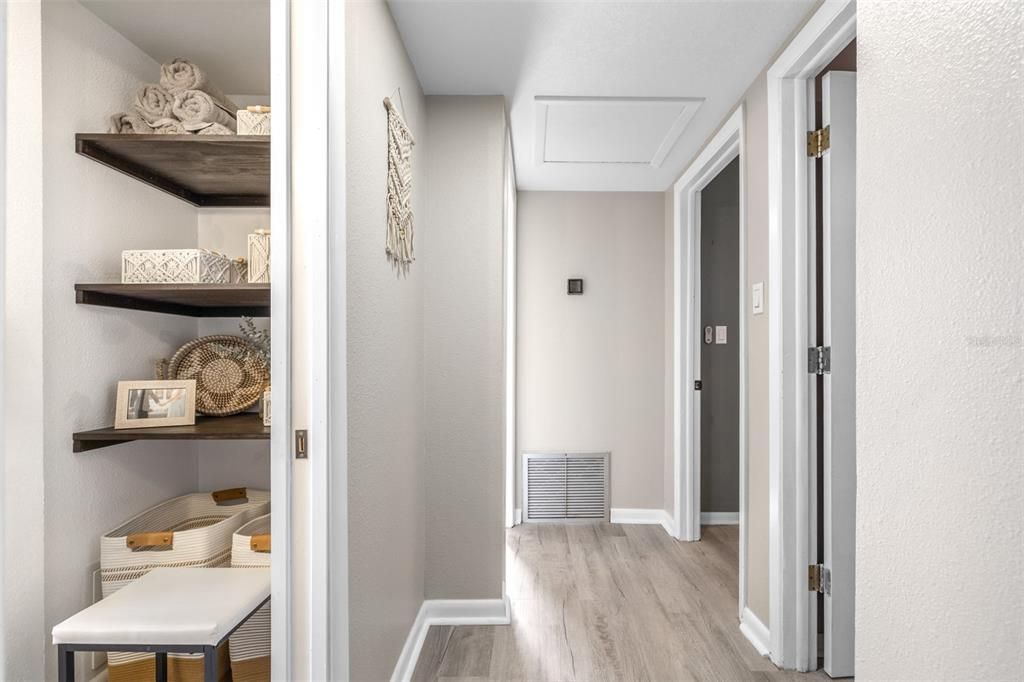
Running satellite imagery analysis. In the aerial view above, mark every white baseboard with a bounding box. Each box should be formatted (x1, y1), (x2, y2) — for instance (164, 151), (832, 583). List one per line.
(701, 511), (739, 525)
(610, 508), (675, 536)
(513, 508), (522, 525)
(739, 607), (770, 657)
(391, 595), (511, 682)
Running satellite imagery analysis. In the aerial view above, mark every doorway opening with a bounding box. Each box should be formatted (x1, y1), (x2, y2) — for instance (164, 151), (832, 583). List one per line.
(766, 0), (856, 672)
(671, 104), (751, 638)
(698, 157), (742, 532)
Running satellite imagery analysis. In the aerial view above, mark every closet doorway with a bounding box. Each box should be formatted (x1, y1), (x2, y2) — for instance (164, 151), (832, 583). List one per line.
(698, 158), (741, 531)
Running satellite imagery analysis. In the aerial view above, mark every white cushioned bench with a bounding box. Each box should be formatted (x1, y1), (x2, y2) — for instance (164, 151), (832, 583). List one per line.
(52, 567), (270, 682)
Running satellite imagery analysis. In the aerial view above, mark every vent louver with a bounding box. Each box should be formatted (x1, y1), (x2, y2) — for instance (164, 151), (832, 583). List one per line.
(523, 453), (609, 522)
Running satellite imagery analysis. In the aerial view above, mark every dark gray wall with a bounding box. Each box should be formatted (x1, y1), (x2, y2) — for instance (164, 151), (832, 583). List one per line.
(699, 158), (740, 513)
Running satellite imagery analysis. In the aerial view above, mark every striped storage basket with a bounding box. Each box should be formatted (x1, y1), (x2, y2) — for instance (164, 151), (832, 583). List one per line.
(229, 514), (271, 681)
(100, 488), (270, 682)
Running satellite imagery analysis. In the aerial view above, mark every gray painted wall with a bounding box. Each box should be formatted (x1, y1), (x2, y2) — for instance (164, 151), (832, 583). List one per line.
(345, 1), (427, 678)
(699, 158), (740, 513)
(517, 191), (666, 511)
(423, 95), (507, 600)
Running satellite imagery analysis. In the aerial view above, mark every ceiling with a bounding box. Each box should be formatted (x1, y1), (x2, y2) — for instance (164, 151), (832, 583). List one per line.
(81, 0), (270, 96)
(388, 0), (816, 192)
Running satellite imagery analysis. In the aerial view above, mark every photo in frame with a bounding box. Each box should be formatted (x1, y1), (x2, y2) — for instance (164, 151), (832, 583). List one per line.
(114, 379), (197, 430)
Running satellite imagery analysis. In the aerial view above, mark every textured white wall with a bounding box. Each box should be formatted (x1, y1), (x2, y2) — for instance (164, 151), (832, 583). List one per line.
(857, 1), (1023, 678)
(40, 4), (205, 680)
(423, 95), (506, 600)
(518, 191), (666, 511)
(345, 0), (427, 678)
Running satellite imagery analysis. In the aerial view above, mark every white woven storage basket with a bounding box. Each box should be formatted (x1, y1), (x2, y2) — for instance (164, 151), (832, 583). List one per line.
(100, 488), (270, 682)
(229, 514), (271, 682)
(122, 248), (234, 284)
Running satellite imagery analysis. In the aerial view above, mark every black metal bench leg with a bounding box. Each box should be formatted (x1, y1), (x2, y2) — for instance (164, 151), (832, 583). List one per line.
(58, 645), (75, 682)
(155, 651), (168, 682)
(203, 645), (216, 682)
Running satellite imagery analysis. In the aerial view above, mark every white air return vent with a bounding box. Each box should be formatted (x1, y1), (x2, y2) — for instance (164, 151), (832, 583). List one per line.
(523, 452), (609, 522)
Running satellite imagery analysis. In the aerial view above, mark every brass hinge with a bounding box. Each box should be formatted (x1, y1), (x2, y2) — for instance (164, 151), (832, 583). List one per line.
(808, 564), (831, 594)
(807, 126), (831, 158)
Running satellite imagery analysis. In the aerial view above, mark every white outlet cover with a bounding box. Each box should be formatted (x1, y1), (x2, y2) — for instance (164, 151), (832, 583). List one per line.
(752, 282), (765, 315)
(715, 325), (728, 344)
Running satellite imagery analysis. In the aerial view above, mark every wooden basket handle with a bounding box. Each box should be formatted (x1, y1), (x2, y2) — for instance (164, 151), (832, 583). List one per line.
(250, 534), (271, 553)
(211, 487), (247, 504)
(126, 532), (173, 549)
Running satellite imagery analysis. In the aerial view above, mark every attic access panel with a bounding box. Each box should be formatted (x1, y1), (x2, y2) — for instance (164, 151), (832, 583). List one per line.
(535, 96), (703, 168)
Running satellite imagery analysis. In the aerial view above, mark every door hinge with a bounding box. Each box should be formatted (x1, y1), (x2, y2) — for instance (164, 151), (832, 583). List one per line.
(808, 346), (831, 375)
(808, 564), (831, 594)
(694, 380), (702, 391)
(806, 126), (831, 158)
(295, 429), (308, 459)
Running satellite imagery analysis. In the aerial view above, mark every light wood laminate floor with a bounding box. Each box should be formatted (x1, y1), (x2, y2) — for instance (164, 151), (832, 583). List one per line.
(412, 523), (833, 682)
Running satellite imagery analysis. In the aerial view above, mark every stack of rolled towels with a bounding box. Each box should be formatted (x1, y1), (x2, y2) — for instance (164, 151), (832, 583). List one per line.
(109, 58), (237, 136)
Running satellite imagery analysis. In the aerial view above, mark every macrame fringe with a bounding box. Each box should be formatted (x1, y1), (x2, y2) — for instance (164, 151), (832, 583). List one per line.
(384, 97), (415, 269)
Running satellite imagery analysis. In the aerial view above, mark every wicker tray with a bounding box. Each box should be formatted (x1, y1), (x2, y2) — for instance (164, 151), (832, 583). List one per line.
(167, 335), (269, 416)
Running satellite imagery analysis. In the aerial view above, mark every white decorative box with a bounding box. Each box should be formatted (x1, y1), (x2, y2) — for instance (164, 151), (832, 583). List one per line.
(247, 230), (270, 283)
(122, 248), (233, 284)
(237, 110), (270, 136)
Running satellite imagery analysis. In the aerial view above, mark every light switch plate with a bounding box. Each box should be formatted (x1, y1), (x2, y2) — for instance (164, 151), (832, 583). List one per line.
(716, 325), (728, 344)
(752, 282), (765, 315)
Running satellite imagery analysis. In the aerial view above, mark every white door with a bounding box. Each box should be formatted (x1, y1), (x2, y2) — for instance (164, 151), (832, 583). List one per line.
(821, 70), (856, 678)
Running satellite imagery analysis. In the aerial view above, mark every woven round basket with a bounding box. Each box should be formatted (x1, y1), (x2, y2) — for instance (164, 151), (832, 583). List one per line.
(168, 335), (269, 416)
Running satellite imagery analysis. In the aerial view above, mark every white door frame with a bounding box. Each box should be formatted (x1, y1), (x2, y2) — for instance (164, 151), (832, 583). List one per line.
(271, 0), (348, 678)
(765, 0), (855, 671)
(326, 0), (351, 679)
(503, 123), (517, 530)
(672, 106), (747, 621)
(269, 2), (292, 679)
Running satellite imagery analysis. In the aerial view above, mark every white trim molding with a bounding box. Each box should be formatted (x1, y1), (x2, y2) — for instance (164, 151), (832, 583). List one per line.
(671, 104), (747, 551)
(701, 512), (739, 525)
(766, 0), (855, 671)
(391, 597), (512, 682)
(269, 0), (293, 678)
(513, 508), (522, 526)
(740, 607), (771, 657)
(610, 507), (675, 536)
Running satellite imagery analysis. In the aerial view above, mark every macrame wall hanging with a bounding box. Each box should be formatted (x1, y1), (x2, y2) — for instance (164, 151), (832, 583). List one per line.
(384, 94), (415, 271)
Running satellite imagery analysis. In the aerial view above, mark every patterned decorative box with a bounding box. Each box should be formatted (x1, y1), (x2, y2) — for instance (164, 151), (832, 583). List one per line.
(122, 248), (233, 284)
(247, 230), (270, 284)
(237, 110), (271, 136)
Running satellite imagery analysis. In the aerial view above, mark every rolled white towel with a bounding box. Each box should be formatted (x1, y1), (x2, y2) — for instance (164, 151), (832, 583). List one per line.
(133, 84), (173, 124)
(160, 58), (237, 111)
(108, 112), (152, 134)
(148, 117), (186, 135)
(172, 90), (237, 132)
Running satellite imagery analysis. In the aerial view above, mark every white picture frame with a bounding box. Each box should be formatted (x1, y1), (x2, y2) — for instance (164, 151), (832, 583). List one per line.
(114, 379), (197, 430)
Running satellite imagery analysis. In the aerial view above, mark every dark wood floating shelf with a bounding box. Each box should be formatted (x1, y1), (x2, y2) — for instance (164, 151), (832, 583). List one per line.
(76, 283), (270, 317)
(74, 414), (269, 453)
(75, 134), (270, 207)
